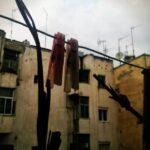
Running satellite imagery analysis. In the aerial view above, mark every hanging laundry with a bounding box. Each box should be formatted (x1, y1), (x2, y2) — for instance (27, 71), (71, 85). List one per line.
(64, 38), (79, 93)
(47, 32), (65, 88)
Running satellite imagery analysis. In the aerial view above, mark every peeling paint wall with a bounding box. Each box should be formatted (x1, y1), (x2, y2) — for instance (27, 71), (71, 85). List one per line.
(0, 39), (119, 150)
(114, 54), (150, 150)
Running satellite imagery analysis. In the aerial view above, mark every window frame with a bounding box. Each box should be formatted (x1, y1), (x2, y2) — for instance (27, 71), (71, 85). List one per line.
(79, 69), (90, 83)
(1, 48), (19, 74)
(0, 88), (16, 116)
(79, 96), (89, 119)
(0, 144), (14, 150)
(98, 141), (110, 150)
(32, 146), (38, 150)
(98, 107), (108, 122)
(98, 75), (106, 88)
(73, 134), (90, 150)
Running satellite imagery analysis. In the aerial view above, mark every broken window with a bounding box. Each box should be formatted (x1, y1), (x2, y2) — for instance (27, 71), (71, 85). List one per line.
(1, 49), (19, 74)
(99, 142), (110, 150)
(79, 96), (89, 118)
(98, 75), (105, 88)
(98, 107), (108, 121)
(79, 69), (90, 83)
(0, 88), (16, 115)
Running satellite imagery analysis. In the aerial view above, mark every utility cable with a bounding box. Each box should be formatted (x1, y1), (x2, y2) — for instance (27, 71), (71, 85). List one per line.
(0, 14), (147, 70)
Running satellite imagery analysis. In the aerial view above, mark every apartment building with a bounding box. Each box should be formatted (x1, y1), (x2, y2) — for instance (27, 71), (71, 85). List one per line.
(0, 30), (119, 150)
(114, 54), (150, 150)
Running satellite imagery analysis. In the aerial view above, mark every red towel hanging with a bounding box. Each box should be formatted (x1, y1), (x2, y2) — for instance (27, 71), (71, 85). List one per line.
(47, 32), (65, 88)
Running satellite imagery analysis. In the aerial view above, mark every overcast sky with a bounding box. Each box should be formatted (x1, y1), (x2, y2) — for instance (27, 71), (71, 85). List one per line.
(0, 0), (150, 63)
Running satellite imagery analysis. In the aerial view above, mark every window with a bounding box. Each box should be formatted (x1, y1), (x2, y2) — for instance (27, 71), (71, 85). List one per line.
(98, 75), (105, 88)
(32, 146), (38, 150)
(0, 88), (15, 115)
(0, 145), (14, 150)
(98, 107), (108, 121)
(34, 75), (38, 83)
(73, 134), (90, 150)
(79, 96), (89, 118)
(99, 142), (110, 150)
(1, 49), (19, 73)
(79, 69), (90, 83)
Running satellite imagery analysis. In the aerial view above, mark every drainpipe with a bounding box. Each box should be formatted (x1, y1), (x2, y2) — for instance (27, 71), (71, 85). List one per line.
(142, 69), (150, 150)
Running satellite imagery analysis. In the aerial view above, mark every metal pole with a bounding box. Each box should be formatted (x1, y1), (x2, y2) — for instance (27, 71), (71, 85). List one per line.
(103, 40), (107, 55)
(118, 38), (122, 65)
(142, 69), (150, 150)
(43, 8), (48, 48)
(97, 40), (107, 56)
(118, 35), (129, 53)
(131, 27), (135, 56)
(118, 38), (121, 53)
(125, 44), (132, 56)
(131, 25), (141, 56)
(11, 9), (17, 40)
(124, 44), (128, 57)
(11, 9), (14, 40)
(125, 45), (128, 53)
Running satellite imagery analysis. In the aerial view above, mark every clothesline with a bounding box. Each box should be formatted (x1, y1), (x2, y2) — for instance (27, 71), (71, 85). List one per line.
(0, 14), (146, 70)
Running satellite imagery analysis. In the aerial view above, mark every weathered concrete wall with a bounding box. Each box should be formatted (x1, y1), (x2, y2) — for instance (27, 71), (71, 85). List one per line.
(0, 73), (17, 88)
(0, 116), (15, 133)
(0, 46), (72, 149)
(79, 55), (119, 150)
(0, 41), (119, 150)
(114, 54), (150, 150)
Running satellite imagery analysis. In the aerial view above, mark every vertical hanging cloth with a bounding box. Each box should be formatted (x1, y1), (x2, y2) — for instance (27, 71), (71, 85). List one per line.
(64, 38), (79, 93)
(0, 30), (6, 69)
(47, 32), (65, 88)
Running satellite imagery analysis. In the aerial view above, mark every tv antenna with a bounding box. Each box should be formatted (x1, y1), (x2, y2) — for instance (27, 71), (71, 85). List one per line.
(97, 39), (108, 55)
(130, 24), (141, 56)
(116, 35), (128, 64)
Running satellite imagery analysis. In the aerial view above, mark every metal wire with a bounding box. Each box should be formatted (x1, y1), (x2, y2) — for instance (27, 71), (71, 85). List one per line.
(0, 14), (147, 70)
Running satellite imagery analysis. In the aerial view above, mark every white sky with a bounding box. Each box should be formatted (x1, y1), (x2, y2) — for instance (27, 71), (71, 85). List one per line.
(0, 0), (150, 64)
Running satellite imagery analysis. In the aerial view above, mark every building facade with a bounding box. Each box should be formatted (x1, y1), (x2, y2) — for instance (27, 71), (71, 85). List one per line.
(0, 30), (119, 150)
(114, 54), (150, 150)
